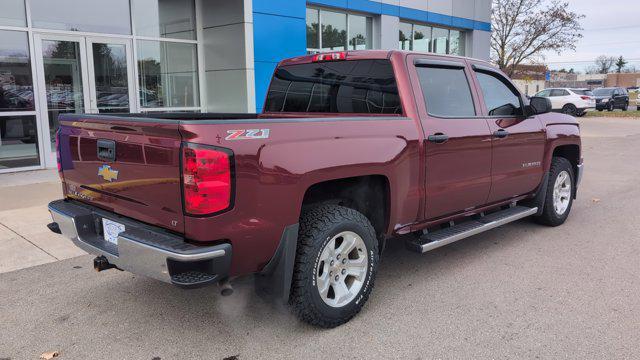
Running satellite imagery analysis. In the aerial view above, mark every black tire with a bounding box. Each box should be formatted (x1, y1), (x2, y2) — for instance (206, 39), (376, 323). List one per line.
(597, 109), (603, 112)
(562, 104), (577, 116)
(576, 111), (586, 117)
(290, 205), (379, 328)
(535, 157), (575, 227)
(622, 102), (628, 111)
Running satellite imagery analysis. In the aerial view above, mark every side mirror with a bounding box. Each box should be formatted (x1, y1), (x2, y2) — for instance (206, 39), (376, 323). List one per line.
(528, 96), (552, 115)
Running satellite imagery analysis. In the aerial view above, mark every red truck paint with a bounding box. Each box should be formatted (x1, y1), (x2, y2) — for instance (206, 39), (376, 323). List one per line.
(56, 50), (581, 277)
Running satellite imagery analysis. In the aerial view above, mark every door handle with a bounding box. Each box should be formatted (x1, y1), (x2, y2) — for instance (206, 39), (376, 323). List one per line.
(427, 133), (449, 144)
(493, 129), (509, 138)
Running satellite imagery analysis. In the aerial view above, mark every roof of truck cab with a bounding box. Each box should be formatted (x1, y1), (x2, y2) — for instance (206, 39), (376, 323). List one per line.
(278, 50), (495, 68)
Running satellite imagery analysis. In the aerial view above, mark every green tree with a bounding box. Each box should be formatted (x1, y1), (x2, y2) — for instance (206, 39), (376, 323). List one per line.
(615, 56), (627, 73)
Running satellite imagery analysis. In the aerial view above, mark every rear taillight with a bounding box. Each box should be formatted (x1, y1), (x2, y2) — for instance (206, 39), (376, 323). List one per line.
(580, 96), (591, 100)
(312, 52), (347, 62)
(55, 130), (62, 173)
(181, 143), (233, 216)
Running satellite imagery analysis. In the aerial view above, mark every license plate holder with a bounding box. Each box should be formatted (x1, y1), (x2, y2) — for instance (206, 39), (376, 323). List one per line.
(102, 218), (125, 245)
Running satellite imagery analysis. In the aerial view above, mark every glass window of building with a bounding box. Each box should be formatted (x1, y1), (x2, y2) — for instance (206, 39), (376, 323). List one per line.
(348, 15), (372, 50)
(0, 30), (34, 112)
(399, 22), (465, 56)
(132, 0), (196, 40)
(306, 8), (320, 52)
(413, 25), (431, 52)
(321, 10), (347, 51)
(137, 40), (199, 108)
(431, 27), (449, 54)
(398, 22), (413, 50)
(306, 8), (373, 52)
(30, 0), (131, 34)
(0, 115), (40, 169)
(449, 30), (465, 55)
(1, 0), (26, 27)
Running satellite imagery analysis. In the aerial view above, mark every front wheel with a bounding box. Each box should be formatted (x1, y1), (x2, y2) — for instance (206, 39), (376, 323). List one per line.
(535, 157), (575, 227)
(290, 205), (379, 328)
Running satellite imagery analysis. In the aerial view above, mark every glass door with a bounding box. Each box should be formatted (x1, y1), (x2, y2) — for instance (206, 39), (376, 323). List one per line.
(34, 34), (135, 167)
(86, 37), (135, 114)
(34, 34), (89, 167)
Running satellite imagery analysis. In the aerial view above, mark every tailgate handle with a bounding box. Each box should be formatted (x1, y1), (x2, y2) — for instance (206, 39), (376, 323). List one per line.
(97, 139), (116, 162)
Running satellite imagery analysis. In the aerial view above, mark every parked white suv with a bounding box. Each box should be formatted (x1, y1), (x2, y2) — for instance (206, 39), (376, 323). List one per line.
(534, 88), (595, 117)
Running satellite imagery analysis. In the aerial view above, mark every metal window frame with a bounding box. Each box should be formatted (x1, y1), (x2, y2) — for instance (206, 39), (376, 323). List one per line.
(398, 19), (467, 56)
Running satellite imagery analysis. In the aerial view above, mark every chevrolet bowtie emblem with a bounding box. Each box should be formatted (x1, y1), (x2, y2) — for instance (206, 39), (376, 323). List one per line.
(98, 165), (119, 182)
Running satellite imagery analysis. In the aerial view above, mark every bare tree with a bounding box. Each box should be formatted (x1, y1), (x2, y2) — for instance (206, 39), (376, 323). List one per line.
(593, 55), (616, 74)
(491, 0), (584, 76)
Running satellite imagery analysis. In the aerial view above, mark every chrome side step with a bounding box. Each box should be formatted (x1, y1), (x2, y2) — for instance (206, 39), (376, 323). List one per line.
(406, 206), (538, 253)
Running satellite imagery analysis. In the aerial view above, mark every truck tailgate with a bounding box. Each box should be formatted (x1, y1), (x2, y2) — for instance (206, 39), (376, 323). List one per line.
(57, 115), (185, 233)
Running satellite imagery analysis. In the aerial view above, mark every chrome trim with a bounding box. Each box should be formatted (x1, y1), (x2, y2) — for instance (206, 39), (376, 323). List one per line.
(418, 207), (538, 253)
(49, 205), (227, 283)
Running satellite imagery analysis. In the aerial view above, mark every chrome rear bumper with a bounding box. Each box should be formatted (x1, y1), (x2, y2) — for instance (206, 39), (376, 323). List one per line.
(48, 199), (231, 288)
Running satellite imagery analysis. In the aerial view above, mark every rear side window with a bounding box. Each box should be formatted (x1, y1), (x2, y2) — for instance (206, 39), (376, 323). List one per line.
(550, 89), (568, 96)
(475, 71), (523, 116)
(264, 60), (402, 114)
(416, 66), (475, 117)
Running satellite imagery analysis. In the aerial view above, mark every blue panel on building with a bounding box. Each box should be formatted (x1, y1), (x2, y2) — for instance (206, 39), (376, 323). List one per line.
(253, 0), (306, 18)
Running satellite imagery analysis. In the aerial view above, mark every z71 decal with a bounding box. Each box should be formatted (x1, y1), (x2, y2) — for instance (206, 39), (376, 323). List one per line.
(225, 129), (270, 140)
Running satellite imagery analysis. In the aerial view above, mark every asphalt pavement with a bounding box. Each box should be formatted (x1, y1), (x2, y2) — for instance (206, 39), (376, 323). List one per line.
(1, 117), (639, 359)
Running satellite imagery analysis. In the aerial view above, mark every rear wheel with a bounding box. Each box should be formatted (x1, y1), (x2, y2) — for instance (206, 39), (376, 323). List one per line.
(562, 104), (578, 116)
(290, 205), (379, 328)
(535, 157), (574, 227)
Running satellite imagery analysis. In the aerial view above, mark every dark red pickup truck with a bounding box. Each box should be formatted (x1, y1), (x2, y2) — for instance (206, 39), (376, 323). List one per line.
(48, 50), (583, 327)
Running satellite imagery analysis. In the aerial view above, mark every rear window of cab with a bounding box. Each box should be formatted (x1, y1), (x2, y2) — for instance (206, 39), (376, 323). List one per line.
(264, 59), (402, 114)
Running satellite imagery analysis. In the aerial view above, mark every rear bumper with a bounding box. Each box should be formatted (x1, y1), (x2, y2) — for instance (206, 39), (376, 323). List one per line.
(48, 199), (231, 288)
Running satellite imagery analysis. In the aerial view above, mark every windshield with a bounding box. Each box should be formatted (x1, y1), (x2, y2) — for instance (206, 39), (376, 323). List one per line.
(572, 89), (593, 96)
(593, 88), (614, 96)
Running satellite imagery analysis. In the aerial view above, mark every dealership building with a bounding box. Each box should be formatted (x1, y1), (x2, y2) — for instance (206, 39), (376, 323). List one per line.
(0, 0), (491, 173)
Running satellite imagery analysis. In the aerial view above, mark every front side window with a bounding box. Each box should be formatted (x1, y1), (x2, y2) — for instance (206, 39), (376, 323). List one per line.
(265, 60), (401, 114)
(132, 0), (196, 40)
(536, 89), (551, 97)
(416, 66), (475, 117)
(475, 71), (523, 116)
(137, 40), (199, 108)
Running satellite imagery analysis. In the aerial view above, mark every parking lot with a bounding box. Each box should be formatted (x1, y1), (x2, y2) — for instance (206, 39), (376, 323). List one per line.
(1, 116), (640, 359)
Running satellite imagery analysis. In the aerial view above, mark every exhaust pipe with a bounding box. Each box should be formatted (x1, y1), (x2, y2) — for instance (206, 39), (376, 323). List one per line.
(218, 278), (234, 296)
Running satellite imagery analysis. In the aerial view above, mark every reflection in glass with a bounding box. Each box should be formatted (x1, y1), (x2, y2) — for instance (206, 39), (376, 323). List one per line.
(321, 10), (347, 51)
(92, 43), (129, 113)
(306, 8), (319, 52)
(137, 40), (199, 108)
(41, 40), (84, 152)
(0, 30), (34, 111)
(30, 0), (131, 34)
(1, 0), (26, 27)
(432, 27), (449, 54)
(398, 22), (413, 50)
(413, 25), (431, 52)
(449, 30), (465, 56)
(0, 115), (40, 169)
(132, 0), (196, 40)
(348, 15), (372, 50)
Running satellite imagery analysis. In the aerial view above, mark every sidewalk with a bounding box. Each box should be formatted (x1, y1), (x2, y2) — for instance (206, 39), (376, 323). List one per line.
(0, 169), (85, 274)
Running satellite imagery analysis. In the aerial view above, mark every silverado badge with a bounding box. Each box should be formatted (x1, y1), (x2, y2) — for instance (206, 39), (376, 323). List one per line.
(98, 164), (119, 182)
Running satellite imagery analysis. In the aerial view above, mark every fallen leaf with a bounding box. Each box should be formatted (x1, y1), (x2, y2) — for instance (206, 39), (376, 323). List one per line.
(40, 351), (59, 360)
(592, 198), (601, 203)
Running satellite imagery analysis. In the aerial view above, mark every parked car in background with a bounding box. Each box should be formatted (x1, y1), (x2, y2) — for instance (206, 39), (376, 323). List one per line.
(593, 87), (629, 111)
(534, 88), (595, 117)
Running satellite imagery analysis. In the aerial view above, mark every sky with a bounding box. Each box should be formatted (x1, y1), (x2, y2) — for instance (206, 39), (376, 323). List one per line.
(541, 0), (640, 73)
